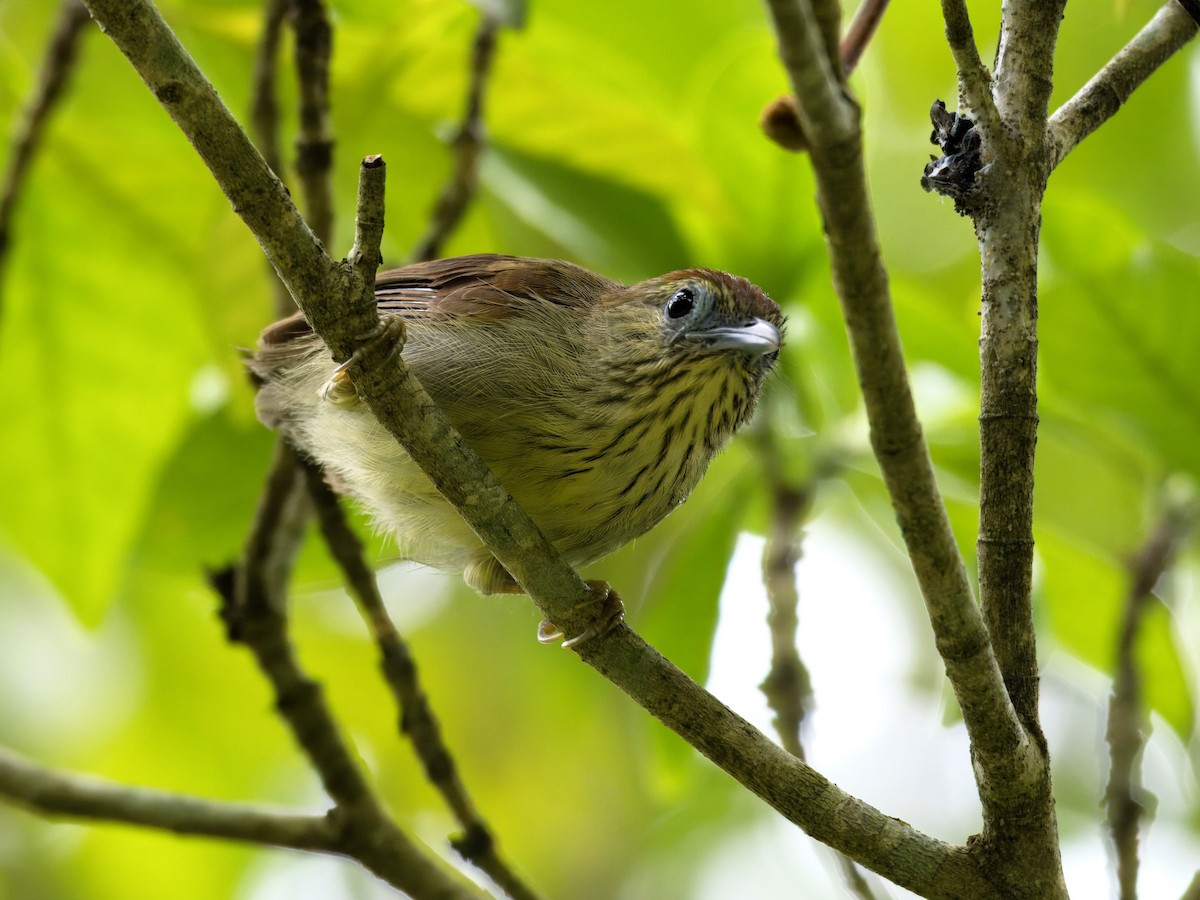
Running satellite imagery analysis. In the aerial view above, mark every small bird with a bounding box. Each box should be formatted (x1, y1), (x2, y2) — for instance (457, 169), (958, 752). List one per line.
(251, 254), (783, 639)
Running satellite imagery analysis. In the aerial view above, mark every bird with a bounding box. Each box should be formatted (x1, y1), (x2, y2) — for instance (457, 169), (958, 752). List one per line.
(250, 253), (783, 642)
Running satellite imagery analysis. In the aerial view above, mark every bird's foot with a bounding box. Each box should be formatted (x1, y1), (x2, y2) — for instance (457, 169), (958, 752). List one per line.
(318, 315), (406, 405)
(537, 580), (625, 649)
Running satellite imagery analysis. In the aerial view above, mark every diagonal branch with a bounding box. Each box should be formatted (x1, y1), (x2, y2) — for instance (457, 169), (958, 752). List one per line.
(1047, 1), (1198, 170)
(410, 11), (501, 263)
(299, 461), (540, 900)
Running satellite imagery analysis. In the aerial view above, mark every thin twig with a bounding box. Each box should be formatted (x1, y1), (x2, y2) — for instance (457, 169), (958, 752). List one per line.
(410, 12), (501, 263)
(839, 0), (890, 76)
(0, 0), (92, 296)
(1106, 502), (1197, 900)
(0, 745), (335, 848)
(755, 432), (879, 900)
(1047, 2), (1198, 170)
(937, 0), (1000, 134)
(291, 0), (335, 248)
(757, 435), (814, 761)
(299, 460), (541, 900)
(250, 0), (293, 317)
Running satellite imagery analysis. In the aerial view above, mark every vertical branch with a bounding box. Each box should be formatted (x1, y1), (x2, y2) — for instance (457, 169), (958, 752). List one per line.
(1106, 502), (1196, 900)
(291, 0), (335, 248)
(0, 0), (92, 293)
(974, 0), (1064, 746)
(756, 432), (878, 900)
(250, 0), (294, 317)
(757, 432), (814, 760)
(410, 12), (501, 262)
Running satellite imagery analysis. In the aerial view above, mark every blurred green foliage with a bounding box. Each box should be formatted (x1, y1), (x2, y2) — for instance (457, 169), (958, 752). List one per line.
(0, 0), (1197, 897)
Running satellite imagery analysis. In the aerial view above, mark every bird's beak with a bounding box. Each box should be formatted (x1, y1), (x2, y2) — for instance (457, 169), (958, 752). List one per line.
(685, 317), (781, 356)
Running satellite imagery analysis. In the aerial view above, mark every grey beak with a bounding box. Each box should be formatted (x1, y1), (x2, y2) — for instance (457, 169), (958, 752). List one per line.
(685, 317), (781, 356)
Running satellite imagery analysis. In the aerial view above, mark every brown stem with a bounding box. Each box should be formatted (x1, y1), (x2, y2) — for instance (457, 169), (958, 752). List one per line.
(410, 13), (501, 263)
(839, 0), (889, 75)
(1106, 503), (1196, 900)
(299, 461), (541, 900)
(291, 0), (335, 248)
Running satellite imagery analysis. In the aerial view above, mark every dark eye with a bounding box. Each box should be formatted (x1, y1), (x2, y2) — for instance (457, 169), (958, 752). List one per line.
(666, 288), (695, 319)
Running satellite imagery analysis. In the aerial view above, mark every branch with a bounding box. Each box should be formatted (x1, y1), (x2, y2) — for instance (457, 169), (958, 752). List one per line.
(1184, 871), (1200, 900)
(0, 746), (334, 849)
(762, 0), (857, 147)
(291, 0), (335, 247)
(249, 0), (294, 316)
(1107, 500), (1197, 900)
(77, 1), (1002, 894)
(410, 12), (501, 262)
(754, 434), (880, 900)
(763, 0), (1038, 822)
(937, 0), (1000, 134)
(299, 461), (540, 900)
(1047, 2), (1198, 170)
(839, 0), (890, 76)
(0, 0), (92, 297)
(994, 0), (1067, 139)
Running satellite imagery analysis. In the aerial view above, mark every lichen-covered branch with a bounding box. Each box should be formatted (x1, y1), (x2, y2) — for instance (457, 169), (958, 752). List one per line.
(1047, 2), (1198, 170)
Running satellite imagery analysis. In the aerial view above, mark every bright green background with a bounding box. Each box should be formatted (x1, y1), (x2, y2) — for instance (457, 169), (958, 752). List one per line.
(0, 0), (1198, 897)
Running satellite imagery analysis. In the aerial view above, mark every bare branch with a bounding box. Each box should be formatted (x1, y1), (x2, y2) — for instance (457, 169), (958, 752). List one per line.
(410, 12), (501, 262)
(299, 461), (541, 900)
(250, 0), (289, 177)
(250, 0), (294, 316)
(839, 0), (890, 76)
(1107, 501), (1197, 900)
(1047, 2), (1198, 170)
(756, 433), (814, 761)
(0, 0), (92, 295)
(755, 435), (879, 900)
(0, 745), (334, 849)
(292, 0), (335, 247)
(1183, 871), (1200, 900)
(994, 0), (1067, 139)
(937, 0), (1000, 134)
(762, 0), (858, 146)
(764, 0), (1038, 824)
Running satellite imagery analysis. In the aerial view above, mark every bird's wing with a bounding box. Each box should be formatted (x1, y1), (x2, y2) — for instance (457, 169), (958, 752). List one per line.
(374, 254), (617, 321)
(257, 254), (619, 350)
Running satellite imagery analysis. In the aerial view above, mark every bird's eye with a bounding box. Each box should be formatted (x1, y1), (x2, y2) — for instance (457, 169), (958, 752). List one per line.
(666, 288), (695, 319)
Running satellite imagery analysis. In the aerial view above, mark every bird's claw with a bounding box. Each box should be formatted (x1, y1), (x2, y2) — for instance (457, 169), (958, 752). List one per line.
(318, 316), (406, 404)
(537, 581), (625, 649)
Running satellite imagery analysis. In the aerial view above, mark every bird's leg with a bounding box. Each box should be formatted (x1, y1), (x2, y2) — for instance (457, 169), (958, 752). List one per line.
(318, 315), (407, 405)
(537, 580), (626, 649)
